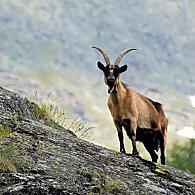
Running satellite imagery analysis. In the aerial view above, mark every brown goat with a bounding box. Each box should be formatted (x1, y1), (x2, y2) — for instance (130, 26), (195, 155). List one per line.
(93, 46), (168, 164)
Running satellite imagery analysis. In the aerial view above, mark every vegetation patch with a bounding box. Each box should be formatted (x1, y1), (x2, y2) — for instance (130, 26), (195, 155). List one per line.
(0, 125), (12, 138)
(0, 125), (30, 173)
(0, 157), (17, 173)
(167, 138), (195, 174)
(0, 125), (17, 173)
(101, 175), (125, 194)
(29, 90), (94, 138)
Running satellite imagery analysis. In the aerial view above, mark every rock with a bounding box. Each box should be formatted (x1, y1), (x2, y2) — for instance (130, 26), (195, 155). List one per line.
(0, 87), (35, 120)
(0, 87), (194, 194)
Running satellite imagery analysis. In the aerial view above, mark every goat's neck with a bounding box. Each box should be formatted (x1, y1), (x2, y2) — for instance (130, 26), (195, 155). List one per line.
(110, 77), (126, 102)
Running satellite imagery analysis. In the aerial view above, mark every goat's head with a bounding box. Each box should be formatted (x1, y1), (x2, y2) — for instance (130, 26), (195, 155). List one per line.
(93, 46), (136, 93)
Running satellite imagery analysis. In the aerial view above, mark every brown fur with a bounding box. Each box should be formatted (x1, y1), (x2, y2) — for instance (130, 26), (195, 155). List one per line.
(107, 75), (168, 164)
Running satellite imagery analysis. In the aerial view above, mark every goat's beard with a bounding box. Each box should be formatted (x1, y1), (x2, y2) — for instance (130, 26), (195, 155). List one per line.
(108, 84), (116, 93)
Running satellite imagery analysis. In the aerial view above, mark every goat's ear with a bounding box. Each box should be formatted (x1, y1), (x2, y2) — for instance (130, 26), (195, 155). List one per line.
(97, 61), (105, 72)
(119, 65), (128, 73)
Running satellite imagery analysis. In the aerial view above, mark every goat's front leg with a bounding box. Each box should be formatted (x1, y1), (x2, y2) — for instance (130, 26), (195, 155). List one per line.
(114, 120), (126, 154)
(125, 119), (139, 155)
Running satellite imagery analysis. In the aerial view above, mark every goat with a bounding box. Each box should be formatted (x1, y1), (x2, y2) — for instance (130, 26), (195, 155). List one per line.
(93, 46), (168, 164)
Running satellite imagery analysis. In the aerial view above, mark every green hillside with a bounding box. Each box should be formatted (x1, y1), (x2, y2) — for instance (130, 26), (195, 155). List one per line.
(0, 0), (194, 159)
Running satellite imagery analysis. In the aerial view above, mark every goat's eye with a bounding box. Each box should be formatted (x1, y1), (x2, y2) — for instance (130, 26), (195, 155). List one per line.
(104, 71), (109, 77)
(113, 70), (119, 78)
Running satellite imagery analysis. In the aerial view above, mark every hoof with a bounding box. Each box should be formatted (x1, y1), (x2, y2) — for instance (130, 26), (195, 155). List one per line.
(120, 149), (126, 154)
(161, 157), (165, 165)
(152, 157), (158, 163)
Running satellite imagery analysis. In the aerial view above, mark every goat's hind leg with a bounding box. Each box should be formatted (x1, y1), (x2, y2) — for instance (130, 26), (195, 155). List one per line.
(160, 147), (165, 165)
(160, 139), (166, 165)
(114, 120), (126, 154)
(144, 144), (158, 163)
(159, 133), (166, 165)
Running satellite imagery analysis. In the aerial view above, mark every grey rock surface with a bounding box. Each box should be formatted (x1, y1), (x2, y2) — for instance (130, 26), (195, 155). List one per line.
(0, 87), (194, 194)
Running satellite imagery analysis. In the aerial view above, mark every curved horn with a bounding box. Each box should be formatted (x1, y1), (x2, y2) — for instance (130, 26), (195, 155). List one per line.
(92, 46), (110, 65)
(114, 48), (137, 66)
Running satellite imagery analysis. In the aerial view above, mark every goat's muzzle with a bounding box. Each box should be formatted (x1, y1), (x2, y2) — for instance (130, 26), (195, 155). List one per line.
(107, 78), (116, 93)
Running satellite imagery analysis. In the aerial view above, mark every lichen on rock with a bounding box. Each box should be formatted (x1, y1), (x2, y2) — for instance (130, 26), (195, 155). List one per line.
(0, 87), (194, 194)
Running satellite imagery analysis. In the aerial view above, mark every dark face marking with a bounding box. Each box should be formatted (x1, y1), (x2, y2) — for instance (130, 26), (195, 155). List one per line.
(104, 65), (119, 80)
(103, 65), (119, 93)
(97, 61), (128, 93)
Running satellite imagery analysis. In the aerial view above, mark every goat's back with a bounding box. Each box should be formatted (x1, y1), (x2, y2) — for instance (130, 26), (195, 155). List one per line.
(134, 92), (162, 129)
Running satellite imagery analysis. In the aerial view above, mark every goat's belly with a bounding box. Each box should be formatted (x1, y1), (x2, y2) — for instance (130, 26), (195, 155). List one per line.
(137, 119), (151, 129)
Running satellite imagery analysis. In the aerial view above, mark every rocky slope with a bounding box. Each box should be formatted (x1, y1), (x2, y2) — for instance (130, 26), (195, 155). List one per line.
(0, 87), (194, 194)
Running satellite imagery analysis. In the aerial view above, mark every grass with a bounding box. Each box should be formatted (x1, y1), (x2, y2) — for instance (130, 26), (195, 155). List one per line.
(0, 125), (11, 138)
(0, 124), (34, 173)
(0, 125), (17, 173)
(29, 89), (94, 138)
(0, 157), (17, 173)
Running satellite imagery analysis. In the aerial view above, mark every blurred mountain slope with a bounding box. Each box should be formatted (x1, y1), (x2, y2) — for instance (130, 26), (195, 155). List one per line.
(0, 0), (194, 154)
